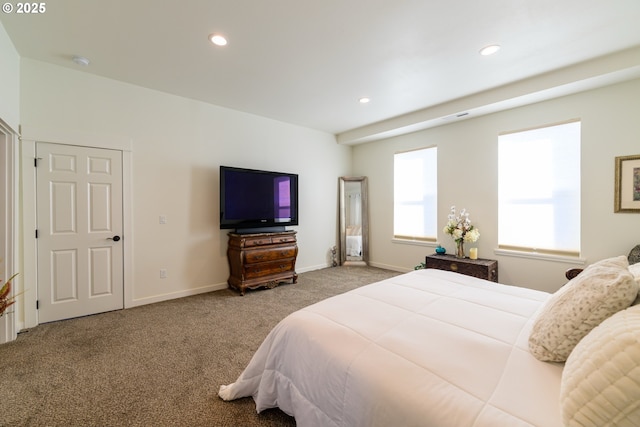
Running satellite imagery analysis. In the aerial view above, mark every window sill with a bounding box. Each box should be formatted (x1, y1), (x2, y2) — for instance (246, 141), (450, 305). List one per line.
(392, 238), (438, 248)
(494, 248), (586, 265)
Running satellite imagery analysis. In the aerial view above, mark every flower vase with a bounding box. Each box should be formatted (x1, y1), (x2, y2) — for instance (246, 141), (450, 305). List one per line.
(455, 241), (465, 258)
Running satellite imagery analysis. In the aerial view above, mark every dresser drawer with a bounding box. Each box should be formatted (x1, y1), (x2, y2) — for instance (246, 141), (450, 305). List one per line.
(239, 236), (273, 247)
(244, 259), (296, 279)
(272, 234), (296, 244)
(244, 246), (297, 263)
(233, 234), (298, 248)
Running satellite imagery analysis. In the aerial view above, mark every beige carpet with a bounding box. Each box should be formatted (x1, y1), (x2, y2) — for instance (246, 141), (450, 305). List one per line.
(0, 266), (400, 426)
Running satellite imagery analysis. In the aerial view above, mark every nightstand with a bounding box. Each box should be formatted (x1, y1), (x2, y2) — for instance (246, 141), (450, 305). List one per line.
(425, 253), (498, 282)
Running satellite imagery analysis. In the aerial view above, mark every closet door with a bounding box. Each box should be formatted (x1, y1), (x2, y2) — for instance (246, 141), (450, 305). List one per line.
(36, 142), (124, 323)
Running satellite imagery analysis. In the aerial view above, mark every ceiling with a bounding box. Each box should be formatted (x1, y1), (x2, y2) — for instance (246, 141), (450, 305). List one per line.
(2, 0), (640, 143)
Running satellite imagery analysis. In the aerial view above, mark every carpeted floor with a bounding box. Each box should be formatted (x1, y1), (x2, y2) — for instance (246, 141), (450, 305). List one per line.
(0, 266), (400, 426)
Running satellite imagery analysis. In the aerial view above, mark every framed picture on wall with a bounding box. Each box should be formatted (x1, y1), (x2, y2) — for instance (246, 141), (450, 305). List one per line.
(614, 154), (640, 213)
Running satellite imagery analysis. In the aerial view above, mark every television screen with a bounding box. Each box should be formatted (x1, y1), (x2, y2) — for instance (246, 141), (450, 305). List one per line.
(220, 166), (298, 231)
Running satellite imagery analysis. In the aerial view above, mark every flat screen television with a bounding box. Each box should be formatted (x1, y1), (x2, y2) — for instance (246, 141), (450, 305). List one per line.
(219, 166), (299, 232)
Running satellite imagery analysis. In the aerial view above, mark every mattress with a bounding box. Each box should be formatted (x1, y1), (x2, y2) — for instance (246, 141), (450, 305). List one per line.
(219, 269), (564, 427)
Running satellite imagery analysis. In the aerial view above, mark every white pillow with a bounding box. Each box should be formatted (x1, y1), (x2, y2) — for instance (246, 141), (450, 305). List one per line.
(560, 304), (640, 427)
(528, 255), (638, 362)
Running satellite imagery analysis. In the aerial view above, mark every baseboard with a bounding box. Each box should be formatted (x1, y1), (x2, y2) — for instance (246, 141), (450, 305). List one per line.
(127, 282), (228, 308)
(366, 261), (411, 273)
(300, 261), (410, 274)
(296, 263), (332, 273)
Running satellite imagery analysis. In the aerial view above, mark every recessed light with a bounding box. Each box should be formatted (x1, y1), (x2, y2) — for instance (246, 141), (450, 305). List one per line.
(479, 44), (501, 56)
(72, 55), (90, 66)
(359, 97), (370, 104)
(209, 33), (228, 46)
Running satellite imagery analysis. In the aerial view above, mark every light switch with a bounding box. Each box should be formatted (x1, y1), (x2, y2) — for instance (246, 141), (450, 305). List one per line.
(159, 215), (167, 224)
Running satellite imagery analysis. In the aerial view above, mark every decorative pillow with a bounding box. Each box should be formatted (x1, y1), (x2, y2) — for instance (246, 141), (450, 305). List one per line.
(630, 262), (640, 305)
(560, 304), (640, 427)
(528, 255), (638, 362)
(629, 262), (640, 282)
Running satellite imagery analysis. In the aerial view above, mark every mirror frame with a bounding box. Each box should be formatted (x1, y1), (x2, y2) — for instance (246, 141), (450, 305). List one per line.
(339, 176), (369, 266)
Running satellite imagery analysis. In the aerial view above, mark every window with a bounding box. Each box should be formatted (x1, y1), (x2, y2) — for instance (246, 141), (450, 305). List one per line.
(498, 120), (581, 256)
(394, 146), (437, 241)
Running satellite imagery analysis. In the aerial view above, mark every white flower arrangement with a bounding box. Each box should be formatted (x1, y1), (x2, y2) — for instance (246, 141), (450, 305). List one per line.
(443, 206), (480, 244)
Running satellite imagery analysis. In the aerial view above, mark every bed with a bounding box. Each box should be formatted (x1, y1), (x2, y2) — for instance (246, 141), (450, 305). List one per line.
(219, 257), (640, 427)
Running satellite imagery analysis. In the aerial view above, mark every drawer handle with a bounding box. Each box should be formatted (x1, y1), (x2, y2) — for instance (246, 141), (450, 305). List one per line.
(450, 263), (458, 271)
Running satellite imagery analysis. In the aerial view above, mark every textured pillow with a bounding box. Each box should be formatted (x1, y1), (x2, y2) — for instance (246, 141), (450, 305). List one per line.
(529, 255), (638, 362)
(560, 304), (640, 427)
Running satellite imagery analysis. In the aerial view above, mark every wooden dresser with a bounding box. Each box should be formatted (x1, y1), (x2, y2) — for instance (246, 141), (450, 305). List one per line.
(425, 253), (498, 282)
(227, 231), (298, 295)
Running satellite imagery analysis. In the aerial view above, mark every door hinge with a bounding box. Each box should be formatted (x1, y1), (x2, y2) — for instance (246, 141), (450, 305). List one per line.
(34, 158), (38, 167)
(35, 229), (38, 239)
(36, 300), (39, 310)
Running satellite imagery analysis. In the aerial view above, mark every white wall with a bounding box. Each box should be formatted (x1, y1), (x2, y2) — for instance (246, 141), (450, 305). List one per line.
(19, 59), (351, 309)
(0, 21), (19, 131)
(353, 78), (640, 293)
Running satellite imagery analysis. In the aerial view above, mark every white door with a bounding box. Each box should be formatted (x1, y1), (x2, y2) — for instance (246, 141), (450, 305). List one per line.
(36, 142), (124, 323)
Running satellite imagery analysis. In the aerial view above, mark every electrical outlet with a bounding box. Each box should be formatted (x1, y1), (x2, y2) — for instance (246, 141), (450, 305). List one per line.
(160, 269), (168, 279)
(159, 215), (167, 224)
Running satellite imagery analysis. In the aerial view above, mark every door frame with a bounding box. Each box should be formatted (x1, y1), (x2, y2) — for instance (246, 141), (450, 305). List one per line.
(20, 126), (133, 329)
(0, 118), (18, 343)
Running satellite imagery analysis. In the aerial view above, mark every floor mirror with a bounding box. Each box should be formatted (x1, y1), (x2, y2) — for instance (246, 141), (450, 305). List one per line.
(339, 176), (369, 266)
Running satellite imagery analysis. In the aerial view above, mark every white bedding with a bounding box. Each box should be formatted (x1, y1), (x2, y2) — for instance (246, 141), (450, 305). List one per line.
(219, 269), (564, 427)
(345, 235), (362, 256)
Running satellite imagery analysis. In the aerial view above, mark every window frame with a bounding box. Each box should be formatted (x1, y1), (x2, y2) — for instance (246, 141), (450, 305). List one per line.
(393, 145), (438, 243)
(497, 119), (581, 258)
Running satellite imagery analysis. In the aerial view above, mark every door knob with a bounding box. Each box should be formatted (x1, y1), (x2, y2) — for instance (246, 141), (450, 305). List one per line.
(107, 235), (121, 242)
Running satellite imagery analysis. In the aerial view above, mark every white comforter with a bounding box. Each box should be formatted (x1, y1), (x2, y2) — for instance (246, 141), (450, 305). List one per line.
(219, 269), (564, 427)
